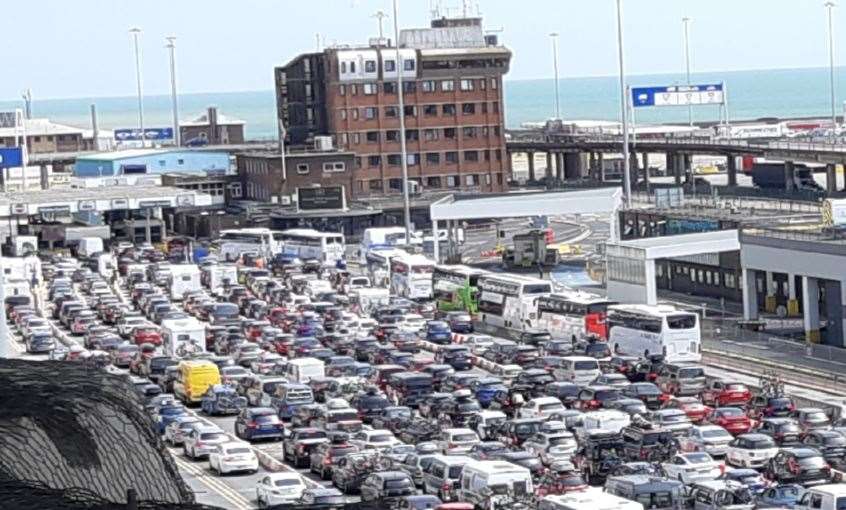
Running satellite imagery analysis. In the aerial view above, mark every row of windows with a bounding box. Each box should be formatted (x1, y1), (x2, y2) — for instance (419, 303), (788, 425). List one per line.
(338, 101), (500, 121)
(357, 149), (503, 168)
(339, 125), (501, 145)
(30, 134), (77, 143)
(339, 57), (415, 75)
(244, 159), (270, 176)
(339, 77), (498, 96)
(294, 161), (347, 175)
(246, 181), (271, 201)
(358, 173), (502, 192)
(657, 263), (739, 290)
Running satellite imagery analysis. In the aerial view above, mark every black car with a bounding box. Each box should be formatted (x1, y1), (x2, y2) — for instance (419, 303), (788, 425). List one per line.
(468, 441), (510, 460)
(493, 450), (545, 478)
(764, 448), (831, 486)
(360, 471), (416, 505)
(421, 364), (456, 389)
(282, 428), (329, 467)
(439, 398), (482, 427)
(332, 451), (389, 494)
(418, 393), (454, 419)
(514, 369), (556, 397)
(309, 439), (360, 480)
(541, 339), (574, 357)
(351, 391), (391, 425)
(622, 382), (664, 410)
(620, 422), (677, 462)
(803, 430), (846, 466)
(572, 431), (626, 484)
(546, 382), (582, 406)
(435, 347), (473, 371)
(371, 406), (414, 433)
(756, 417), (803, 446)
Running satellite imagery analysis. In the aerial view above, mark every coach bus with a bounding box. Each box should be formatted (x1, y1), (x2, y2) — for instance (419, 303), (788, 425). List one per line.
(432, 265), (488, 314)
(216, 228), (278, 261)
(389, 253), (435, 300)
(365, 248), (408, 288)
(535, 292), (617, 342)
(477, 274), (552, 330)
(606, 304), (701, 362)
(273, 229), (345, 267)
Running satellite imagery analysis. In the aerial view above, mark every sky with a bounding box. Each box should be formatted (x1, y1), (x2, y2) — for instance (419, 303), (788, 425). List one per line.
(0, 0), (838, 100)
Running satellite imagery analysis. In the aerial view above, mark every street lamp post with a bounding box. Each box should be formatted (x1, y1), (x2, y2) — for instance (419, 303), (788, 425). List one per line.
(616, 0), (632, 208)
(129, 28), (146, 148)
(826, 1), (838, 138)
(393, 0), (412, 245)
(550, 32), (561, 119)
(166, 36), (180, 147)
(683, 16), (693, 127)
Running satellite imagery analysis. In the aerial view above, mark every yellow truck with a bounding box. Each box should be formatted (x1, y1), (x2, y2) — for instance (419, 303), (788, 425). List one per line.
(173, 360), (221, 404)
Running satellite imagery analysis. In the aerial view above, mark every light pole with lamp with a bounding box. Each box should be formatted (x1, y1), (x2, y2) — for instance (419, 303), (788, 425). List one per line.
(550, 32), (561, 119)
(616, 0), (632, 208)
(129, 28), (146, 148)
(826, 1), (838, 139)
(683, 16), (693, 128)
(166, 36), (180, 147)
(392, 0), (412, 245)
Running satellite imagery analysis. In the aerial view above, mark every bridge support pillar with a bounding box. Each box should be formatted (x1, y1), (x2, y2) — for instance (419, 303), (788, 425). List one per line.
(802, 276), (821, 344)
(683, 154), (693, 184)
(727, 155), (738, 187)
(827, 163), (837, 194)
(545, 152), (553, 179)
(642, 152), (650, 190)
(784, 160), (796, 191)
(556, 152), (564, 181)
(565, 152), (582, 180)
(598, 153), (605, 181)
(629, 152), (640, 187)
(742, 268), (759, 320)
(527, 151), (536, 182)
(668, 152), (682, 185)
(589, 152), (597, 180)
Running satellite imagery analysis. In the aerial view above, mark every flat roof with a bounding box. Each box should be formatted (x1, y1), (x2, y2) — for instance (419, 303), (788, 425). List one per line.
(77, 148), (228, 162)
(0, 185), (191, 205)
(0, 118), (84, 138)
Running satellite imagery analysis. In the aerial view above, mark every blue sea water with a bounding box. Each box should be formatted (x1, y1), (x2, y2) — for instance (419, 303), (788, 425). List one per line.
(1, 66), (843, 140)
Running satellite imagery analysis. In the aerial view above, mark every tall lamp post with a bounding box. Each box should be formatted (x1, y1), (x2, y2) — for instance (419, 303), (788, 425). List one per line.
(682, 16), (693, 127)
(616, 0), (632, 207)
(166, 36), (180, 147)
(826, 1), (838, 137)
(550, 32), (561, 119)
(393, 0), (412, 245)
(129, 28), (146, 148)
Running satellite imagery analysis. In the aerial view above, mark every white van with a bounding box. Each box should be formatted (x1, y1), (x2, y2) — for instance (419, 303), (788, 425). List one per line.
(96, 253), (116, 279)
(796, 485), (846, 510)
(168, 265), (202, 301)
(161, 317), (206, 358)
(286, 357), (325, 383)
(554, 356), (601, 385)
(204, 264), (238, 296)
(540, 489), (644, 510)
(458, 460), (534, 510)
(77, 237), (104, 258)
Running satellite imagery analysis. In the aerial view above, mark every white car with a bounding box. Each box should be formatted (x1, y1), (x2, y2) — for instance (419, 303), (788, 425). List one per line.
(519, 397), (565, 419)
(349, 429), (401, 451)
(679, 425), (734, 457)
(661, 452), (722, 484)
(725, 433), (779, 468)
(437, 428), (480, 454)
(399, 313), (426, 333)
(523, 431), (578, 465)
(208, 441), (259, 475)
(183, 424), (228, 459)
(648, 409), (694, 435)
(463, 334), (494, 356)
(255, 472), (308, 507)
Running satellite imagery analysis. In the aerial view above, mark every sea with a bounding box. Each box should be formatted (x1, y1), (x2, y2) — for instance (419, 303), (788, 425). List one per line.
(1, 66), (843, 140)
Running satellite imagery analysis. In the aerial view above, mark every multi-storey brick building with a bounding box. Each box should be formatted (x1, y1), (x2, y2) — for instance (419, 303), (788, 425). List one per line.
(275, 16), (512, 196)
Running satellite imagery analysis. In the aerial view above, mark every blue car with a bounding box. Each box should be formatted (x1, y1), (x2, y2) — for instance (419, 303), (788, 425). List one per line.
(201, 384), (247, 416)
(154, 403), (187, 434)
(426, 321), (452, 344)
(234, 407), (285, 442)
(719, 468), (769, 494)
(472, 377), (508, 408)
(757, 484), (804, 508)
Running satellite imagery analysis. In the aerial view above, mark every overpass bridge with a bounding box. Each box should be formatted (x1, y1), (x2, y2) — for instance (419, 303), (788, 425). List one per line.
(505, 133), (846, 193)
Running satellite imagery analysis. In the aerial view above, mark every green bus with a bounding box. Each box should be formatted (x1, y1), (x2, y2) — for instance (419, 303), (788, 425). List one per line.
(432, 264), (488, 314)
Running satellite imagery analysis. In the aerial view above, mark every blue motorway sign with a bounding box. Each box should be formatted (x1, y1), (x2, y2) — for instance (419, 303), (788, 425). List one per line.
(114, 127), (174, 141)
(0, 147), (23, 168)
(631, 83), (724, 108)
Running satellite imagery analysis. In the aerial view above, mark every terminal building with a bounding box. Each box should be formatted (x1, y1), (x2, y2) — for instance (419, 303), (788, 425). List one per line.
(73, 149), (231, 178)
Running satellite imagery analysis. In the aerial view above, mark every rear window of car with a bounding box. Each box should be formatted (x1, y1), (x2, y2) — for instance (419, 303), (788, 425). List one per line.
(385, 478), (412, 489)
(201, 432), (225, 441)
(330, 446), (357, 456)
(255, 414), (279, 424)
(226, 447), (251, 455)
(725, 384), (747, 391)
(298, 431), (327, 440)
(678, 367), (705, 378)
(448, 466), (464, 478)
(275, 479), (302, 487)
(574, 360), (598, 370)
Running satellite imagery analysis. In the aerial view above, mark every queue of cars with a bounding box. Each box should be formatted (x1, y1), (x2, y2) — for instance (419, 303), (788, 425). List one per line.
(21, 243), (846, 510)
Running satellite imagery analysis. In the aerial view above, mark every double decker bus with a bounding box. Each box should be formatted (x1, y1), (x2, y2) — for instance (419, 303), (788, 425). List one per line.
(273, 229), (345, 267)
(432, 265), (488, 314)
(607, 304), (701, 362)
(535, 292), (617, 342)
(477, 274), (552, 330)
(389, 253), (435, 300)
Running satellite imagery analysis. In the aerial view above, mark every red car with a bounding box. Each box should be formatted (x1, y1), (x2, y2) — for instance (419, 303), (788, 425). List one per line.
(132, 325), (162, 346)
(535, 471), (589, 496)
(708, 407), (753, 435)
(663, 396), (712, 424)
(701, 381), (752, 407)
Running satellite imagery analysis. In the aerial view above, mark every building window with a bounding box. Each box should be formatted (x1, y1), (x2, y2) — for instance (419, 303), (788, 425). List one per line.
(492, 101), (499, 113)
(159, 160), (166, 167)
(388, 178), (403, 191)
(444, 128), (457, 139)
(482, 102), (488, 114)
(352, 109), (359, 120)
(363, 83), (378, 95)
(426, 176), (441, 188)
(364, 107), (378, 119)
(445, 152), (459, 164)
(341, 62), (347, 73)
(422, 80), (436, 92)
(483, 149), (490, 161)
(384, 106), (398, 118)
(442, 104), (456, 116)
(466, 174), (479, 186)
(349, 61), (356, 73)
(441, 80), (455, 92)
(491, 78), (499, 89)
(446, 175), (458, 187)
(387, 154), (402, 166)
(424, 105), (438, 116)
(229, 183), (242, 198)
(423, 129), (438, 141)
(340, 133), (349, 145)
(178, 159), (185, 165)
(463, 126), (477, 138)
(479, 78), (487, 90)
(386, 130), (400, 142)
(426, 153), (440, 164)
(355, 157), (362, 168)
(350, 84), (357, 95)
(47, 136), (54, 141)
(485, 174), (492, 185)
(493, 126), (501, 136)
(460, 79), (474, 91)
(406, 130), (419, 141)
(384, 82), (397, 94)
(366, 131), (379, 143)
(464, 150), (479, 162)
(403, 105), (417, 117)
(369, 179), (383, 191)
(462, 103), (476, 115)
(352, 133), (360, 144)
(323, 162), (346, 173)
(340, 109), (347, 120)
(296, 163), (309, 174)
(365, 60), (377, 73)
(384, 59), (396, 72)
(33, 136), (41, 142)
(497, 173), (503, 185)
(482, 126), (489, 137)
(407, 154), (419, 166)
(403, 59), (415, 71)
(495, 149), (502, 161)
(368, 155), (382, 167)
(402, 82), (416, 94)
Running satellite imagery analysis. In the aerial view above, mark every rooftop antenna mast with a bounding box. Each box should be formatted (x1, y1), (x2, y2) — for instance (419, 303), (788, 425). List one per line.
(315, 33), (321, 51)
(21, 89), (32, 119)
(372, 10), (388, 40)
